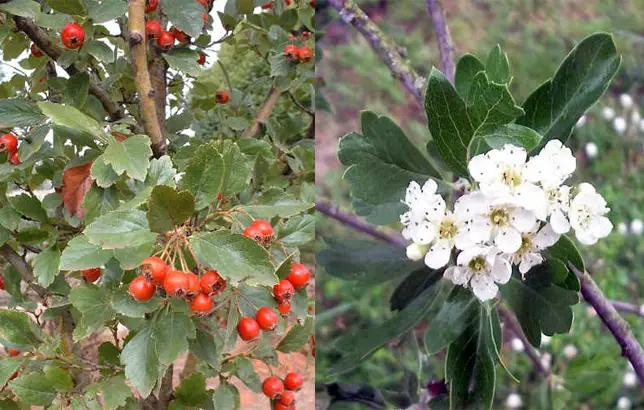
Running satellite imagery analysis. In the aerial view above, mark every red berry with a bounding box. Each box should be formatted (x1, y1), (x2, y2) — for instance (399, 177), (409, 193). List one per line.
(215, 90), (230, 104)
(284, 372), (303, 391)
(8, 151), (20, 165)
(310, 0), (315, 7)
(146, 0), (158, 13)
(197, 52), (206, 65)
(190, 292), (214, 314)
(280, 390), (296, 405)
(200, 270), (226, 295)
(171, 27), (190, 43)
(286, 264), (310, 289)
(275, 403), (294, 410)
(145, 20), (162, 39)
(129, 276), (156, 301)
(163, 270), (189, 297)
(39, 77), (46, 83)
(157, 31), (175, 50)
(61, 23), (85, 50)
(261, 3), (272, 9)
(81, 268), (101, 283)
(273, 280), (295, 302)
(262, 376), (284, 399)
(237, 317), (260, 341)
(30, 44), (43, 57)
(253, 219), (273, 237)
(141, 256), (169, 285)
(7, 349), (20, 357)
(201, 13), (209, 24)
(0, 134), (18, 153)
(276, 300), (291, 315)
(285, 0), (292, 5)
(255, 307), (279, 331)
(197, 0), (208, 8)
(298, 47), (313, 63)
(185, 272), (201, 296)
(0, 276), (4, 291)
(283, 45), (299, 59)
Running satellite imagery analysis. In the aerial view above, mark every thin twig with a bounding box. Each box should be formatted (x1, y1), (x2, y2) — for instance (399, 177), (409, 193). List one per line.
(608, 300), (644, 317)
(0, 244), (48, 299)
(241, 85), (283, 139)
(425, 0), (455, 83)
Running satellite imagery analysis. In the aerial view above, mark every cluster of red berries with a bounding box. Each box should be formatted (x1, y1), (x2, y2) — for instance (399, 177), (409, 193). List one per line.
(145, 0), (209, 53)
(283, 45), (313, 64)
(236, 306), (279, 341)
(0, 134), (20, 165)
(262, 372), (303, 410)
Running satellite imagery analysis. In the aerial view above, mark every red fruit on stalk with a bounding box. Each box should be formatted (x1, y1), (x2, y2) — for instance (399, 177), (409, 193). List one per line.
(8, 152), (20, 165)
(237, 317), (260, 341)
(185, 272), (201, 296)
(273, 280), (295, 302)
(0, 134), (18, 153)
(197, 0), (208, 8)
(129, 276), (156, 302)
(146, 0), (158, 13)
(261, 3), (272, 9)
(141, 256), (169, 285)
(0, 276), (4, 290)
(171, 27), (190, 43)
(283, 45), (299, 59)
(280, 390), (296, 405)
(8, 349), (20, 357)
(262, 376), (284, 399)
(197, 52), (206, 65)
(276, 300), (291, 315)
(145, 20), (162, 39)
(298, 47), (313, 63)
(157, 31), (175, 50)
(284, 371), (303, 391)
(255, 307), (279, 331)
(215, 90), (230, 104)
(190, 292), (214, 313)
(30, 44), (43, 57)
(61, 23), (85, 50)
(163, 270), (189, 297)
(81, 268), (101, 283)
(200, 270), (226, 295)
(286, 264), (311, 289)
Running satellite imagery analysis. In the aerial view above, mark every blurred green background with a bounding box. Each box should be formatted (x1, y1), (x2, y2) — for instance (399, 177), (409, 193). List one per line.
(315, 0), (644, 409)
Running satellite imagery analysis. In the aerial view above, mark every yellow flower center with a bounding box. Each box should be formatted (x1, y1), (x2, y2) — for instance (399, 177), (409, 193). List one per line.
(502, 167), (522, 187)
(468, 256), (486, 273)
(490, 208), (510, 226)
(439, 219), (458, 239)
(518, 235), (532, 255)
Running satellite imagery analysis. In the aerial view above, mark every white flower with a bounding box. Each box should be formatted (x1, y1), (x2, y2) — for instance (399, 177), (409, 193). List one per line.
(618, 222), (628, 235)
(630, 219), (643, 235)
(623, 372), (637, 388)
(620, 93), (633, 109)
(400, 180), (444, 244)
(511, 337), (524, 352)
(602, 106), (616, 121)
(585, 142), (598, 158)
(524, 140), (576, 190)
(444, 245), (511, 301)
(507, 223), (560, 275)
(541, 335), (552, 346)
(617, 397), (632, 410)
(614, 116), (627, 134)
(576, 115), (586, 128)
(631, 109), (641, 124)
(563, 344), (578, 359)
(569, 183), (613, 245)
(406, 243), (428, 261)
(505, 393), (522, 409)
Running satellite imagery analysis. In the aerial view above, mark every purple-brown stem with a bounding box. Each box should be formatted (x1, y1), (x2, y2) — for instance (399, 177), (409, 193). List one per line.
(425, 0), (455, 83)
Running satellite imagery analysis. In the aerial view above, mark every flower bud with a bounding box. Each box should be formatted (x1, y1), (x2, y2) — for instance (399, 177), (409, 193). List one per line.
(406, 243), (428, 261)
(563, 344), (578, 359)
(505, 393), (522, 409)
(617, 222), (628, 235)
(602, 106), (615, 120)
(613, 116), (627, 134)
(617, 396), (631, 410)
(619, 93), (633, 109)
(630, 219), (643, 235)
(584, 142), (598, 158)
(623, 371), (637, 388)
(510, 337), (524, 352)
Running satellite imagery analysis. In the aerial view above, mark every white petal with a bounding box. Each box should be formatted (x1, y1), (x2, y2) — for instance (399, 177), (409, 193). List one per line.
(491, 257), (512, 284)
(519, 253), (543, 275)
(495, 227), (522, 253)
(533, 224), (560, 249)
(404, 181), (422, 205)
(406, 243), (428, 261)
(575, 229), (598, 245)
(514, 183), (548, 220)
(509, 207), (537, 232)
(444, 266), (470, 285)
(421, 179), (438, 195)
(550, 209), (571, 234)
(470, 275), (498, 302)
(457, 246), (483, 266)
(468, 154), (495, 183)
(412, 221), (438, 245)
(591, 216), (613, 238)
(425, 239), (452, 269)
(469, 219), (492, 243)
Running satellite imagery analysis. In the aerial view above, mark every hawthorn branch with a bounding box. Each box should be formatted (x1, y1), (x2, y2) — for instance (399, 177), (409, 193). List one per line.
(328, 0), (424, 106)
(0, 244), (48, 299)
(241, 85), (282, 139)
(13, 16), (124, 121)
(498, 306), (551, 378)
(425, 0), (455, 83)
(127, 0), (166, 157)
(608, 300), (644, 317)
(569, 264), (644, 384)
(149, 4), (169, 131)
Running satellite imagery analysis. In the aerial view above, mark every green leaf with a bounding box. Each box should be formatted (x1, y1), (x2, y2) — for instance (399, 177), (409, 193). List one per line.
(59, 235), (113, 270)
(190, 231), (277, 286)
(84, 40), (115, 64)
(485, 44), (510, 84)
(84, 209), (157, 250)
(152, 308), (196, 365)
(17, 125), (48, 162)
(0, 99), (45, 128)
(145, 155), (177, 187)
(212, 382), (240, 410)
(69, 284), (116, 340)
(43, 366), (73, 392)
(516, 33), (621, 149)
(270, 53), (289, 77)
(0, 226), (12, 247)
(424, 287), (477, 354)
(390, 267), (444, 311)
(0, 309), (41, 348)
(32, 246), (60, 288)
(90, 375), (132, 410)
(235, 0), (253, 14)
(466, 71), (524, 132)
(147, 186), (195, 233)
(8, 373), (57, 406)
(121, 326), (160, 398)
(8, 194), (48, 222)
(212, 140), (252, 196)
(277, 316), (314, 353)
(0, 0), (40, 19)
(317, 238), (422, 284)
(445, 305), (501, 410)
(91, 157), (121, 188)
(175, 373), (208, 406)
(83, 185), (120, 225)
(233, 357), (262, 393)
(468, 124), (543, 158)
(87, 0), (127, 23)
(48, 0), (87, 16)
(102, 135), (152, 181)
(189, 329), (221, 370)
(0, 357), (24, 388)
(548, 234), (585, 271)
(500, 260), (579, 348)
(238, 284), (277, 316)
(64, 72), (90, 108)
(454, 54), (485, 97)
(163, 0), (206, 38)
(278, 215), (314, 246)
(224, 117), (249, 131)
(111, 287), (162, 317)
(240, 188), (312, 219)
(332, 281), (449, 375)
(163, 48), (200, 77)
(37, 102), (104, 138)
(183, 144), (225, 209)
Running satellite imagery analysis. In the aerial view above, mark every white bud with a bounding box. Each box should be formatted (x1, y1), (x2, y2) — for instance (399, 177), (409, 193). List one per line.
(614, 117), (627, 134)
(630, 219), (643, 235)
(584, 142), (598, 158)
(511, 337), (524, 352)
(541, 334), (552, 346)
(618, 222), (628, 235)
(406, 243), (428, 261)
(576, 115), (587, 128)
(631, 109), (641, 124)
(505, 393), (522, 409)
(620, 93), (633, 109)
(602, 106), (616, 120)
(617, 396), (632, 410)
(623, 372), (637, 388)
(563, 344), (578, 359)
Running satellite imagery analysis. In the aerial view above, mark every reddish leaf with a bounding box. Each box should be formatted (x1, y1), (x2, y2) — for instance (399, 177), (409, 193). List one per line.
(62, 162), (94, 219)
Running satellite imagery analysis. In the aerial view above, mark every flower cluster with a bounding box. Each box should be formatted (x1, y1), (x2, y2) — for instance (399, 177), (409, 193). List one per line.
(401, 140), (612, 301)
